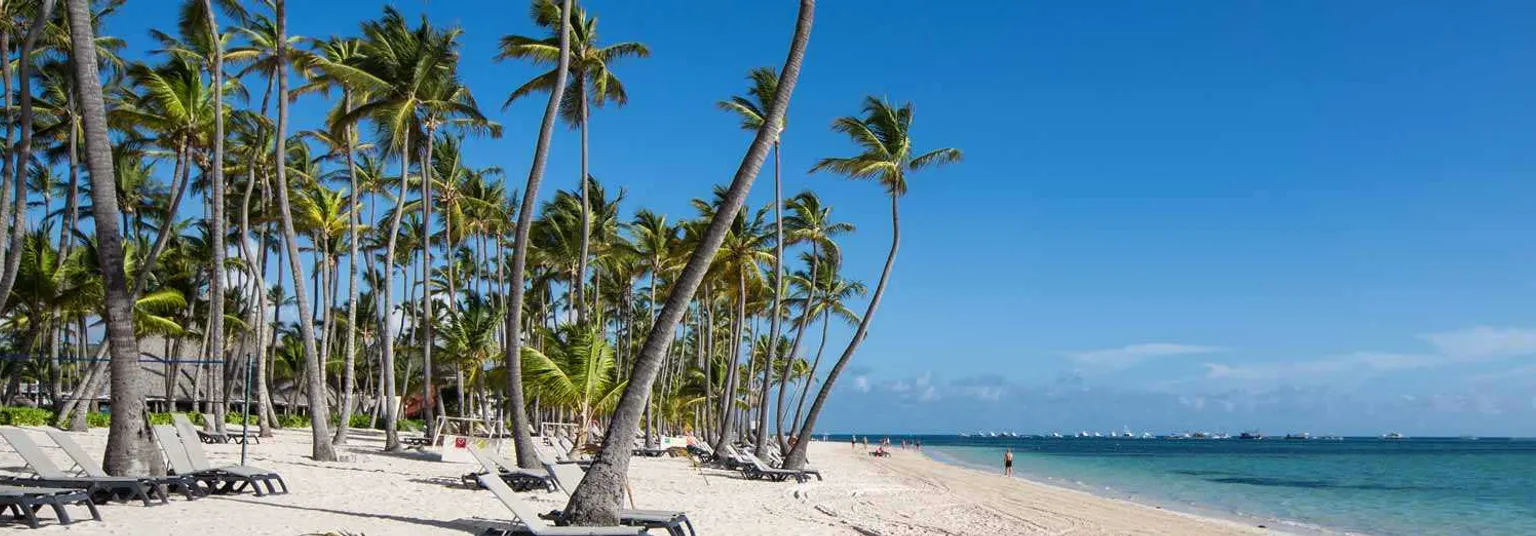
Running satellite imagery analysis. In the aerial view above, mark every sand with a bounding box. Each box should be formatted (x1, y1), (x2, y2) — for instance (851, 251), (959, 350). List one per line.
(0, 426), (1280, 535)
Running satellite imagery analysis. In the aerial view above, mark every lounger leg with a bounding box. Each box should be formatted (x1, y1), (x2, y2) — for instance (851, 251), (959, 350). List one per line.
(14, 502), (41, 528)
(275, 476), (289, 494)
(248, 478), (265, 497)
(134, 483), (154, 506)
(80, 495), (101, 522)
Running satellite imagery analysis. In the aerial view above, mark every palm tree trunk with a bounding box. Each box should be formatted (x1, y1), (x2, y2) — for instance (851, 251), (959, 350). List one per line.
(377, 129), (409, 453)
(272, 0), (336, 461)
(777, 239), (816, 448)
(710, 272), (746, 453)
(504, 0), (573, 469)
(68, 0), (163, 476)
(334, 91), (361, 445)
(0, 30), (13, 311)
(755, 142), (784, 455)
(785, 195), (898, 470)
(562, 1), (813, 523)
(791, 310), (829, 439)
(574, 75), (590, 326)
(420, 129), (437, 438)
(0, 0), (52, 315)
(202, 0), (229, 435)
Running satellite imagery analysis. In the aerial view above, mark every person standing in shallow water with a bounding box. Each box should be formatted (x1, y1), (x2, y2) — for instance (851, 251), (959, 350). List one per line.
(1004, 448), (1014, 476)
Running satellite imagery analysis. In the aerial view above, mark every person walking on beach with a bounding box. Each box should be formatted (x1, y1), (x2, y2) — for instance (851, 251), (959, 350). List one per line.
(850, 436), (857, 450)
(1003, 448), (1014, 477)
(916, 438), (922, 451)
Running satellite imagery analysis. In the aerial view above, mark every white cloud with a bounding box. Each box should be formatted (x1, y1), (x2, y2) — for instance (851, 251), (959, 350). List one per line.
(1419, 327), (1536, 360)
(852, 376), (870, 393)
(1069, 343), (1226, 370)
(919, 385), (939, 402)
(1201, 327), (1536, 385)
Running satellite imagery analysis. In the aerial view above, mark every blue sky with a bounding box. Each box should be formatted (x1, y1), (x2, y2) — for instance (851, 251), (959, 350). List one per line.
(102, 1), (1536, 436)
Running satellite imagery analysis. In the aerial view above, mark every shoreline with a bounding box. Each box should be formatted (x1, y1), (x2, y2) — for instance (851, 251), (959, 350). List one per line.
(915, 446), (1342, 535)
(852, 444), (1285, 535)
(0, 426), (1335, 534)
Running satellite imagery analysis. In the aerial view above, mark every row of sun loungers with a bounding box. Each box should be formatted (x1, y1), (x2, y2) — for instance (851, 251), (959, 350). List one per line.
(0, 413), (287, 528)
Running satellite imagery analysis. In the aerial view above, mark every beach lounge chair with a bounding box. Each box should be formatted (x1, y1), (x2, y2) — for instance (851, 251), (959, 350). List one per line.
(44, 430), (202, 500)
(543, 462), (695, 536)
(736, 449), (817, 483)
(463, 445), (556, 492)
(0, 428), (168, 505)
(153, 425), (288, 496)
(474, 472), (647, 536)
(0, 484), (100, 528)
(177, 413), (229, 444)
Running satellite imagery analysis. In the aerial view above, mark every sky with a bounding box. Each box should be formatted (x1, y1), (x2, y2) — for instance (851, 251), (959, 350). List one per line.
(98, 1), (1536, 436)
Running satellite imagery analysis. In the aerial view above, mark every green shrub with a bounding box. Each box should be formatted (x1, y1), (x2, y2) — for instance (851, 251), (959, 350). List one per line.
(0, 407), (54, 426)
(277, 414), (309, 428)
(224, 413), (258, 426)
(86, 412), (111, 428)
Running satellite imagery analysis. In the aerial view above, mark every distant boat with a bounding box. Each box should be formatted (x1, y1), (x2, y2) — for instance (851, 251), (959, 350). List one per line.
(1050, 432), (1063, 438)
(1285, 432), (1310, 440)
(1320, 435), (1344, 441)
(1211, 432), (1230, 440)
(1459, 435), (1478, 441)
(1190, 431), (1210, 439)
(1239, 431), (1264, 440)
(1382, 432), (1406, 440)
(1140, 432), (1154, 439)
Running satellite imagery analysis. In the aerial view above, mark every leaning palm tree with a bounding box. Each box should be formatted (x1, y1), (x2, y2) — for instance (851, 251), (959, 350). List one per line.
(561, 0), (815, 525)
(784, 97), (963, 470)
(497, 0), (648, 325)
(499, 0), (574, 470)
(717, 66), (787, 455)
(66, 0), (163, 476)
(269, 0), (338, 461)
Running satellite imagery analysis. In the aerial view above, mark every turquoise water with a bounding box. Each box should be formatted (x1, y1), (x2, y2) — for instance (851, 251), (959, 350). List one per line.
(860, 436), (1536, 535)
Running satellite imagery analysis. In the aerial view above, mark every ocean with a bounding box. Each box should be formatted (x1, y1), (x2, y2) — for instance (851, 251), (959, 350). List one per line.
(832, 435), (1536, 535)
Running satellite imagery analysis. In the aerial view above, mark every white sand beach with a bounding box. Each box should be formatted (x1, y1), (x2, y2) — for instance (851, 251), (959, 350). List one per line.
(0, 426), (1277, 535)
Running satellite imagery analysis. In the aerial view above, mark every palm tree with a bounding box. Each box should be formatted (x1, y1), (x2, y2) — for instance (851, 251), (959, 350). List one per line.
(497, 0), (648, 325)
(66, 0), (163, 476)
(716, 66), (789, 455)
(500, 0), (574, 470)
(561, 0), (814, 525)
(784, 97), (963, 470)
(326, 6), (471, 450)
(522, 325), (624, 451)
(775, 191), (851, 446)
(269, 0), (337, 461)
(200, 0), (230, 433)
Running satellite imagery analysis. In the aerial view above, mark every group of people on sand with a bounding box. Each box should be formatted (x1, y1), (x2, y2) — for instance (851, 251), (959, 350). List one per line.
(849, 436), (922, 457)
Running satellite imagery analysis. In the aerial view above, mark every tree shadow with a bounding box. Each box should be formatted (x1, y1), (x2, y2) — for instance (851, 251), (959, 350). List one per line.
(221, 497), (479, 533)
(409, 476), (471, 488)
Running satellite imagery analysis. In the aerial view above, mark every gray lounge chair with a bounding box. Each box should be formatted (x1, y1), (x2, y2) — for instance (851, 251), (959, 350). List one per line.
(0, 428), (167, 505)
(0, 485), (100, 528)
(474, 472), (646, 536)
(153, 425), (287, 496)
(44, 430), (202, 500)
(175, 414), (229, 444)
(464, 445), (556, 492)
(734, 448), (816, 483)
(543, 462), (695, 536)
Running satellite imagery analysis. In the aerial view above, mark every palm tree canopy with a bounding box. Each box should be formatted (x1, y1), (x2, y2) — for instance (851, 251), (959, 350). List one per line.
(809, 96), (963, 197)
